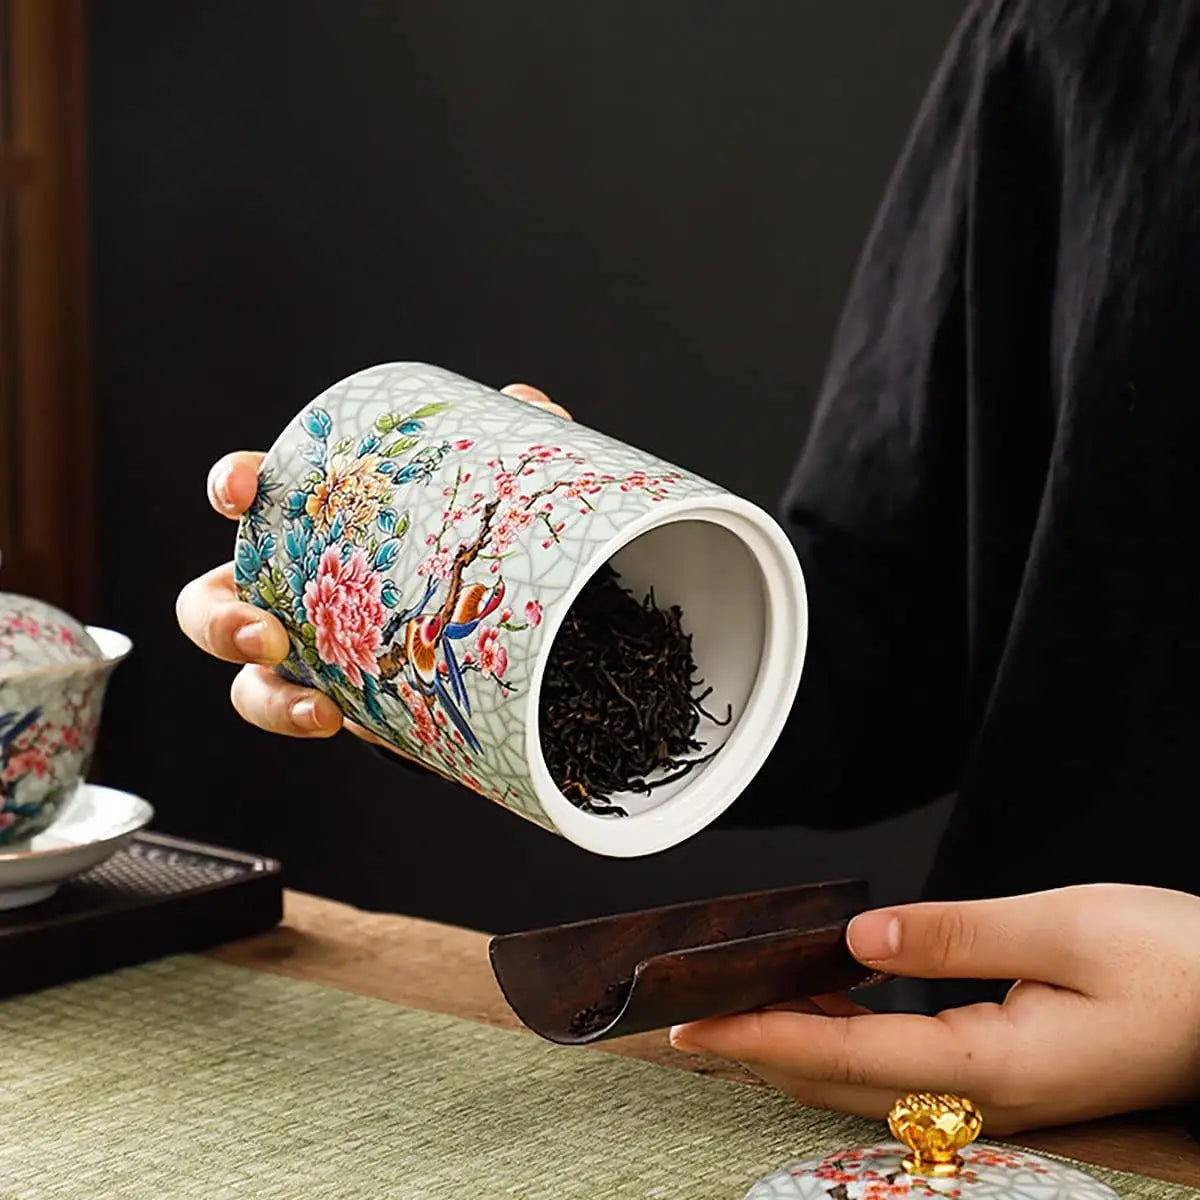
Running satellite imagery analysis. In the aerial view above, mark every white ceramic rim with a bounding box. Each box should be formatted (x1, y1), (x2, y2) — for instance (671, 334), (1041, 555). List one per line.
(525, 492), (807, 857)
(0, 626), (132, 684)
(0, 783), (154, 862)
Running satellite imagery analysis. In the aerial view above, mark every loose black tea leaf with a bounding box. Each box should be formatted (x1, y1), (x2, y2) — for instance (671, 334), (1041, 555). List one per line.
(568, 978), (632, 1037)
(539, 565), (730, 816)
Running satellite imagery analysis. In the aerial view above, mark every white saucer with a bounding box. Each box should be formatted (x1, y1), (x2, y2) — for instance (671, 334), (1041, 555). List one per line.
(0, 784), (154, 910)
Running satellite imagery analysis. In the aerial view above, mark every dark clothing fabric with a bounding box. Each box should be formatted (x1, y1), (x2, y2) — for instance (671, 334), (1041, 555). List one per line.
(724, 0), (1200, 908)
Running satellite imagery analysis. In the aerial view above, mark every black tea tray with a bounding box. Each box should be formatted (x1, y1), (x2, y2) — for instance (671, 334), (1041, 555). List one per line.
(0, 831), (283, 999)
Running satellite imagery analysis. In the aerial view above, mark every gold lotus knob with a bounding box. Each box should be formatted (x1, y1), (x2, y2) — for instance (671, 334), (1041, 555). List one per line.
(887, 1092), (983, 1178)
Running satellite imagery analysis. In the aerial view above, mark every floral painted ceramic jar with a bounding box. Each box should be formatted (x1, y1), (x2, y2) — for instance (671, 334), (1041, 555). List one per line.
(746, 1094), (1118, 1200)
(236, 362), (808, 857)
(0, 594), (132, 845)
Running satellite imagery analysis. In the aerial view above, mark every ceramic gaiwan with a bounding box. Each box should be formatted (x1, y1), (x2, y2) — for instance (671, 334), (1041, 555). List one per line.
(747, 1093), (1119, 1199)
(237, 362), (807, 857)
(0, 592), (131, 845)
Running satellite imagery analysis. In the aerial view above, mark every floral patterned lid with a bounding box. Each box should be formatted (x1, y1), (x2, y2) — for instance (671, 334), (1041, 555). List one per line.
(746, 1094), (1118, 1200)
(0, 592), (102, 679)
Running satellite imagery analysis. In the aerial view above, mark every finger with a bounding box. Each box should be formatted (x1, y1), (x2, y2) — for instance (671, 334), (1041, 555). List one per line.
(501, 382), (573, 421)
(845, 891), (1102, 993)
(230, 665), (343, 738)
(176, 563), (290, 664)
(207, 451), (266, 518)
(669, 1005), (1010, 1095)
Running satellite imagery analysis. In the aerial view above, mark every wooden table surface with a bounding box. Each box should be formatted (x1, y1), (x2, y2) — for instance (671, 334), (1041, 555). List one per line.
(210, 890), (1200, 1190)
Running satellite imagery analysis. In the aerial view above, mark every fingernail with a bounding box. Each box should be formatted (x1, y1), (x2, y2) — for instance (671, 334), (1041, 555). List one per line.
(232, 621), (267, 659)
(212, 465), (235, 512)
(291, 698), (322, 730)
(846, 913), (901, 963)
(669, 1025), (694, 1051)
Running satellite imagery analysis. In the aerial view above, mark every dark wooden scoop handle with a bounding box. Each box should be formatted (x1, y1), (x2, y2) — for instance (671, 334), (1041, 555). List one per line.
(597, 921), (874, 1041)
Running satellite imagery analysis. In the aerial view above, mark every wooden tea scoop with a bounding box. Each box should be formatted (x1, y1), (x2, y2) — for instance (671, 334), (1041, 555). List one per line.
(488, 878), (886, 1045)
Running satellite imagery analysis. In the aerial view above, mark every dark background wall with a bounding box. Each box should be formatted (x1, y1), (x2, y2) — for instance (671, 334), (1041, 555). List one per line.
(86, 2), (963, 932)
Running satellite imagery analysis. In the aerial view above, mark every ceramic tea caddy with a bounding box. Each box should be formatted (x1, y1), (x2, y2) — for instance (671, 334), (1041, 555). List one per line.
(237, 361), (809, 857)
(746, 1092), (1119, 1199)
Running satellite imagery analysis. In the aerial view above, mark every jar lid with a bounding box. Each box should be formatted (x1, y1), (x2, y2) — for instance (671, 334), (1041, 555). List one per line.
(746, 1093), (1118, 1199)
(0, 592), (102, 679)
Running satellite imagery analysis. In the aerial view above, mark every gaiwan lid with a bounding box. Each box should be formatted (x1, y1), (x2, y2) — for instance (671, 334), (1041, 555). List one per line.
(0, 591), (102, 678)
(747, 1093), (1119, 1199)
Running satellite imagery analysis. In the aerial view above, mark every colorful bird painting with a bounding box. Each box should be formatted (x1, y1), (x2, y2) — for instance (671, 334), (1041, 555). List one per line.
(377, 573), (506, 754)
(380, 577), (438, 646)
(399, 612), (473, 752)
(444, 581), (505, 641)
(435, 579), (505, 725)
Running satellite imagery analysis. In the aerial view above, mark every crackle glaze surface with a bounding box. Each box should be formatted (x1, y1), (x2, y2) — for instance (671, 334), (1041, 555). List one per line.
(0, 594), (100, 679)
(236, 362), (726, 829)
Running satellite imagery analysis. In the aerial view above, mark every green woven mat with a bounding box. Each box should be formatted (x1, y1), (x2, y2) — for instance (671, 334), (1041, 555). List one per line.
(0, 957), (1189, 1199)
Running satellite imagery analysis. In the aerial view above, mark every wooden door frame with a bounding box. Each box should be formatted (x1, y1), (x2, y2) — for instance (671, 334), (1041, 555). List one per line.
(0, 0), (93, 616)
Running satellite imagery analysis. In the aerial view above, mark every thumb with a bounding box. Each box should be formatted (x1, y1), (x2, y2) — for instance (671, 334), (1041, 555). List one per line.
(845, 889), (1104, 994)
